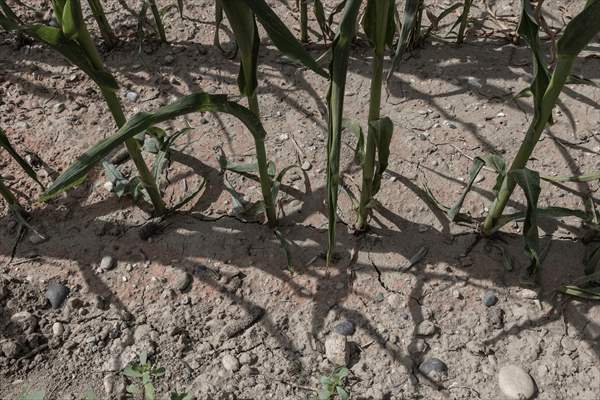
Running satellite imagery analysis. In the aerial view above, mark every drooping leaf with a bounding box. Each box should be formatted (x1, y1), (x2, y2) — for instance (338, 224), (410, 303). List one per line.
(240, 0), (328, 78)
(213, 0), (238, 59)
(511, 168), (541, 277)
(342, 119), (364, 163)
(42, 93), (268, 201)
(389, 0), (424, 79)
(371, 117), (394, 195)
(448, 157), (484, 221)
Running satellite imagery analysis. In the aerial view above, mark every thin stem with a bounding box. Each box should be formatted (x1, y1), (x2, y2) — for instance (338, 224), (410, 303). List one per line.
(148, 0), (167, 43)
(86, 0), (118, 48)
(0, 178), (19, 209)
(482, 57), (574, 234)
(300, 0), (308, 43)
(457, 0), (473, 44)
(356, 50), (384, 230)
(248, 93), (276, 227)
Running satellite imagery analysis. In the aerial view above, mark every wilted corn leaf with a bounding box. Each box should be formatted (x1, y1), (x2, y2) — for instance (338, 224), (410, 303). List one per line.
(42, 93), (268, 200)
(213, 1), (237, 58)
(239, 0), (328, 77)
(342, 119), (364, 163)
(511, 168), (541, 276)
(447, 157), (484, 222)
(220, 1), (259, 100)
(0, 127), (43, 187)
(560, 285), (600, 300)
(390, 0), (423, 79)
(326, 0), (362, 264)
(371, 117), (393, 196)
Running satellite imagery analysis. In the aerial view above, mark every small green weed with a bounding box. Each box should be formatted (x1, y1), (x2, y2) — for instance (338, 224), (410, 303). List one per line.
(318, 367), (350, 400)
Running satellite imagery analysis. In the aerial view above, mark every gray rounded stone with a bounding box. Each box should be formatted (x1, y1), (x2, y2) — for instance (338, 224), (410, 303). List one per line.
(46, 282), (69, 309)
(419, 358), (448, 382)
(498, 365), (536, 400)
(126, 91), (139, 102)
(483, 290), (498, 307)
(416, 320), (436, 336)
(222, 354), (240, 372)
(334, 320), (355, 336)
(100, 256), (116, 271)
(174, 271), (192, 292)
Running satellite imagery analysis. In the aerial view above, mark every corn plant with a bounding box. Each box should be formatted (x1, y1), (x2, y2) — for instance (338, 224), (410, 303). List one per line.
(354, 0), (396, 231)
(138, 0), (167, 44)
(295, 0), (330, 43)
(389, 0), (424, 76)
(445, 0), (600, 279)
(325, 0), (362, 264)
(1, 0), (167, 214)
(87, 0), (118, 48)
(219, 0), (327, 226)
(481, 0), (600, 235)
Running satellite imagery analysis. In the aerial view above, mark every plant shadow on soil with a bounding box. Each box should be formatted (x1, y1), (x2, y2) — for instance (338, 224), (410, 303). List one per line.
(2, 24), (600, 396)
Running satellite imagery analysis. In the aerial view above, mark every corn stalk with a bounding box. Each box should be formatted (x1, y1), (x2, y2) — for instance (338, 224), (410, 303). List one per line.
(482, 0), (600, 235)
(220, 0), (326, 226)
(326, 0), (362, 264)
(86, 0), (118, 47)
(355, 0), (395, 231)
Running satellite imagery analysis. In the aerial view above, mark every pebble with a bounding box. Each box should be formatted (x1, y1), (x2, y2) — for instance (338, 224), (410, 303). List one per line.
(301, 161), (312, 171)
(222, 354), (240, 372)
(27, 232), (48, 245)
(1, 340), (21, 359)
(52, 322), (64, 337)
(100, 256), (116, 271)
(334, 320), (355, 336)
(325, 334), (349, 366)
(483, 290), (498, 307)
(126, 91), (139, 102)
(53, 102), (65, 114)
(174, 271), (192, 292)
(497, 365), (536, 400)
(419, 358), (448, 382)
(416, 320), (436, 337)
(46, 281), (69, 309)
(10, 311), (37, 332)
(238, 352), (255, 365)
(516, 289), (537, 300)
(103, 181), (114, 192)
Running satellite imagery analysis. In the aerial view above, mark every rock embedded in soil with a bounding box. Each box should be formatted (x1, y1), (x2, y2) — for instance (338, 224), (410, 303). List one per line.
(126, 91), (139, 102)
(100, 255), (116, 271)
(325, 334), (349, 366)
(52, 322), (64, 337)
(483, 290), (498, 307)
(416, 320), (436, 337)
(498, 365), (536, 400)
(1, 339), (22, 359)
(419, 358), (448, 382)
(334, 320), (355, 336)
(46, 281), (69, 309)
(10, 311), (37, 332)
(222, 354), (240, 372)
(174, 271), (192, 292)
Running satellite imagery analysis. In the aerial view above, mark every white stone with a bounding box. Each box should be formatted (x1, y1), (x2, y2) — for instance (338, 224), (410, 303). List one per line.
(222, 354), (240, 372)
(325, 334), (349, 366)
(498, 365), (536, 400)
(52, 322), (64, 337)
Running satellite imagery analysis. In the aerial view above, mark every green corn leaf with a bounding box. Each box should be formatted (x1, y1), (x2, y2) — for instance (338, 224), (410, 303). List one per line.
(213, 1), (238, 59)
(517, 0), (551, 115)
(556, 0), (600, 58)
(560, 285), (600, 300)
(342, 119), (364, 163)
(363, 0), (395, 53)
(61, 0), (83, 39)
(325, 0), (362, 265)
(220, 0), (259, 99)
(0, 127), (43, 187)
(448, 157), (484, 222)
(240, 0), (328, 77)
(371, 117), (394, 196)
(313, 0), (330, 41)
(541, 170), (600, 183)
(389, 0), (423, 79)
(51, 0), (66, 26)
(41, 93), (268, 201)
(511, 168), (541, 276)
